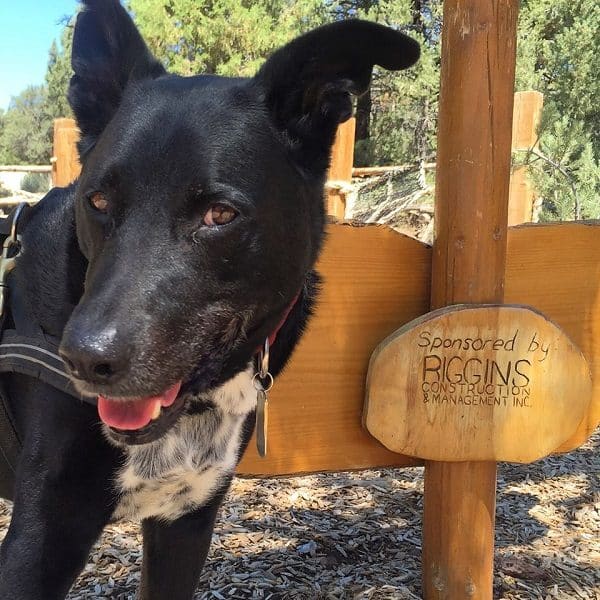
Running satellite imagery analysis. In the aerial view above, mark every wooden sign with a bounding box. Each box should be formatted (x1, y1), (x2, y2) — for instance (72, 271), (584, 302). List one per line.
(364, 305), (592, 463)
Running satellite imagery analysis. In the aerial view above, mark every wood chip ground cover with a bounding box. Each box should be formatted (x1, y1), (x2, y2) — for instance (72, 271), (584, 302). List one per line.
(0, 432), (597, 599)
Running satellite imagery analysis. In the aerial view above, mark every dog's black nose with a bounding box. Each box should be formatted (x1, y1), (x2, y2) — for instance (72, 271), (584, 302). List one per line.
(59, 328), (129, 384)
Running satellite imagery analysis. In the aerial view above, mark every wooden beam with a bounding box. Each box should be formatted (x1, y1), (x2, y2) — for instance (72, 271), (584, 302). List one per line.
(508, 91), (544, 225)
(52, 118), (81, 187)
(423, 2), (519, 599)
(352, 163), (436, 178)
(238, 221), (600, 476)
(0, 165), (52, 173)
(238, 223), (429, 474)
(506, 222), (600, 450)
(326, 118), (356, 219)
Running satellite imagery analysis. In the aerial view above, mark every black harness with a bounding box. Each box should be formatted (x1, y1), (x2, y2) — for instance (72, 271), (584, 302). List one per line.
(0, 204), (92, 494)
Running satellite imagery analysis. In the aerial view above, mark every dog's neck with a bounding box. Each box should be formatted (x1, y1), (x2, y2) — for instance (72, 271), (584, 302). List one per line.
(254, 273), (318, 380)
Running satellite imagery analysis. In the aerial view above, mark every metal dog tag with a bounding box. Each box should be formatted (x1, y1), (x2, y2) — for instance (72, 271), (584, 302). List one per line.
(256, 388), (269, 458)
(254, 338), (274, 458)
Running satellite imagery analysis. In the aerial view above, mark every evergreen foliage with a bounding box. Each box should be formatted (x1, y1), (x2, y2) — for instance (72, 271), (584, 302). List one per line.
(515, 0), (600, 220)
(128, 0), (328, 76)
(0, 85), (51, 164)
(20, 172), (50, 194)
(0, 0), (596, 220)
(45, 25), (74, 122)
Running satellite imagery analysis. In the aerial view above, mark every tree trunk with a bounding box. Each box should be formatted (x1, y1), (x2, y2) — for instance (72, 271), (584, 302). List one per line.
(355, 90), (371, 141)
(412, 0), (424, 35)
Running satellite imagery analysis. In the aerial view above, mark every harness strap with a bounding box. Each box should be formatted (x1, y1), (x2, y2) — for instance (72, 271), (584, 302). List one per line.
(0, 206), (95, 494)
(0, 207), (26, 491)
(0, 207), (21, 238)
(0, 329), (95, 497)
(0, 380), (20, 485)
(0, 331), (95, 404)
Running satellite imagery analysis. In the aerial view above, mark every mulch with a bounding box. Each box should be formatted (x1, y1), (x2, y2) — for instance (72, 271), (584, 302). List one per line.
(0, 432), (597, 599)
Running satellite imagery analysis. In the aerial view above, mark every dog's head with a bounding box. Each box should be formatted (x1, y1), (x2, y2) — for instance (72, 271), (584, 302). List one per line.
(59, 0), (419, 444)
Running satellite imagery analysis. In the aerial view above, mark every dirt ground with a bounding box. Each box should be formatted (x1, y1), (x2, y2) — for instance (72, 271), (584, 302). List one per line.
(0, 431), (596, 599)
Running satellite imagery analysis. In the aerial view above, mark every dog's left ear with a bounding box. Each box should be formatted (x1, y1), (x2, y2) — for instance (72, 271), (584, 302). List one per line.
(254, 20), (419, 171)
(68, 0), (166, 154)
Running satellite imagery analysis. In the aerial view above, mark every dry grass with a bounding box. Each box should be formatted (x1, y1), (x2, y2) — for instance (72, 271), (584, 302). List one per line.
(0, 432), (597, 599)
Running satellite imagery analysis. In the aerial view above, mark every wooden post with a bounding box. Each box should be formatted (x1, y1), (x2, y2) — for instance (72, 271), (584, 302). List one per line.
(423, 1), (519, 598)
(52, 118), (81, 187)
(326, 117), (356, 219)
(508, 91), (544, 225)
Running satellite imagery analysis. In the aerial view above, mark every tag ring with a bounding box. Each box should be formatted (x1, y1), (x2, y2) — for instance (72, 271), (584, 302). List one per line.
(252, 371), (273, 392)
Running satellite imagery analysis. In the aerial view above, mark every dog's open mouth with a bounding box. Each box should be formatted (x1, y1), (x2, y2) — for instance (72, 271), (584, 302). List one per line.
(98, 381), (186, 444)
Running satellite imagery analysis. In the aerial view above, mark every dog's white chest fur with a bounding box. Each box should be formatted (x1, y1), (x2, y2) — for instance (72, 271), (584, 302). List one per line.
(112, 369), (256, 522)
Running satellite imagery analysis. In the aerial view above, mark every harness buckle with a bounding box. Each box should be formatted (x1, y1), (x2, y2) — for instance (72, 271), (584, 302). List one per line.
(0, 203), (27, 318)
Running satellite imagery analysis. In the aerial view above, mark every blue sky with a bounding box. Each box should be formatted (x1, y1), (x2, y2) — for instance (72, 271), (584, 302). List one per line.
(0, 0), (79, 111)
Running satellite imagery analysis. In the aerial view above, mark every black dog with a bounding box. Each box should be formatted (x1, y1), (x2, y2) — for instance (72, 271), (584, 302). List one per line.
(0, 1), (418, 598)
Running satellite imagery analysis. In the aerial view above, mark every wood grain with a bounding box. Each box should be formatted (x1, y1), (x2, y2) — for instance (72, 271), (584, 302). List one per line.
(238, 221), (600, 476)
(506, 222), (600, 450)
(326, 118), (355, 219)
(423, 1), (519, 597)
(238, 223), (430, 475)
(365, 305), (592, 462)
(508, 91), (544, 225)
(52, 118), (81, 187)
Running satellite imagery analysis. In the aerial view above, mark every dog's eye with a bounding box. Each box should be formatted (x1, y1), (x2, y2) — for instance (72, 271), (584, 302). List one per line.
(89, 192), (109, 214)
(203, 204), (238, 227)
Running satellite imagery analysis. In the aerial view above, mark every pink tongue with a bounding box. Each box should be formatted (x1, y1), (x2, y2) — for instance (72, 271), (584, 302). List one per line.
(97, 381), (182, 430)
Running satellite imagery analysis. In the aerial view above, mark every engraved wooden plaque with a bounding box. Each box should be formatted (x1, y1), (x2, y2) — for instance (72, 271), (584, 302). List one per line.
(364, 305), (593, 463)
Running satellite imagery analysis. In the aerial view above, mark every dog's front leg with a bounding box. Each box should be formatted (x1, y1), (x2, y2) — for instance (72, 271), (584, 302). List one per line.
(0, 463), (116, 600)
(139, 491), (226, 600)
(0, 386), (120, 600)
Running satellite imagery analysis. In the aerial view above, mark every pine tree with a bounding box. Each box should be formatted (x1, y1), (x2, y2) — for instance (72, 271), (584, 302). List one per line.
(516, 0), (600, 220)
(128, 0), (439, 168)
(45, 25), (74, 121)
(128, 0), (328, 77)
(352, 0), (442, 167)
(0, 86), (52, 164)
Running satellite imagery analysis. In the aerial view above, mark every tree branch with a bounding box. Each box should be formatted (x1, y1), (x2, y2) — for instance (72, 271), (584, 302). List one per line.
(517, 147), (581, 220)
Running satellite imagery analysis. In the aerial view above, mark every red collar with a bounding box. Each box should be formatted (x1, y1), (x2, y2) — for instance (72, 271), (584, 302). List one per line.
(266, 292), (301, 348)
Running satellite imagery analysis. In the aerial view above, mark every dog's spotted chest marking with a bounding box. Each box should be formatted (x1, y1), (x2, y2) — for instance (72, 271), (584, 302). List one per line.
(112, 368), (256, 522)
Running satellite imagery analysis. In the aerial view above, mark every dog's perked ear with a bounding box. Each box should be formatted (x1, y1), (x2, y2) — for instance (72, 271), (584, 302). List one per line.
(68, 0), (166, 155)
(254, 20), (419, 173)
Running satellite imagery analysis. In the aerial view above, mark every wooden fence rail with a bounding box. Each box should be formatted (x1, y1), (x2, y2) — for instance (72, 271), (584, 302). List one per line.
(51, 118), (81, 187)
(0, 165), (52, 173)
(334, 90), (541, 223)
